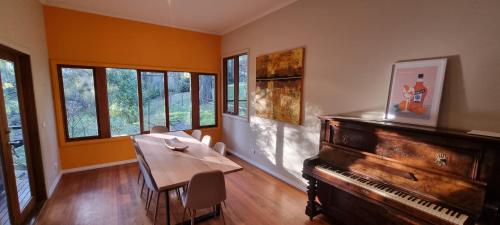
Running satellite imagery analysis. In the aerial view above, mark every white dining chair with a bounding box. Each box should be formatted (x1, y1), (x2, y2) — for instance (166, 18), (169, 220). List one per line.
(191, 130), (202, 141)
(150, 126), (169, 133)
(181, 170), (227, 225)
(212, 142), (226, 156)
(201, 135), (212, 147)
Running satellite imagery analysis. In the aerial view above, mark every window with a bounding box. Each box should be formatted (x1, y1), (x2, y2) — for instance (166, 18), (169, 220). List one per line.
(168, 72), (192, 131)
(57, 65), (217, 141)
(106, 68), (140, 136)
(199, 74), (216, 127)
(59, 67), (99, 139)
(238, 54), (248, 117)
(226, 59), (235, 114)
(140, 71), (166, 132)
(223, 53), (248, 117)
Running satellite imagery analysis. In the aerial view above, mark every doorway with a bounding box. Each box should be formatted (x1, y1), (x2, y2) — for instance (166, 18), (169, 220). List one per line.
(0, 44), (46, 225)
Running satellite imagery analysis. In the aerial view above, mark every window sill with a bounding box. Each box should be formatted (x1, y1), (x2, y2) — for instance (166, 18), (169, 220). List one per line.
(223, 113), (248, 122)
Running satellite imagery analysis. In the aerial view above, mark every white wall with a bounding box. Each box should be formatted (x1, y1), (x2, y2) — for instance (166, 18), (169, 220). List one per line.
(0, 0), (61, 196)
(222, 0), (500, 190)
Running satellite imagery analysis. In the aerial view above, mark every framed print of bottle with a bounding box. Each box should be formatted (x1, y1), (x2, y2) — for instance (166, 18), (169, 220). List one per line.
(385, 58), (447, 127)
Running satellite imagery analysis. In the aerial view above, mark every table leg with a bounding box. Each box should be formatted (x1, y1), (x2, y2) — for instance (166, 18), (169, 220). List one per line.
(165, 190), (170, 225)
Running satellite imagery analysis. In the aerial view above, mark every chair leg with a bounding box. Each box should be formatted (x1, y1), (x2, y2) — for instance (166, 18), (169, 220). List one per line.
(145, 190), (151, 210)
(176, 188), (182, 202)
(220, 204), (226, 225)
(140, 181), (145, 198)
(147, 191), (154, 213)
(182, 207), (187, 224)
(137, 171), (142, 184)
(191, 209), (196, 225)
(153, 192), (160, 225)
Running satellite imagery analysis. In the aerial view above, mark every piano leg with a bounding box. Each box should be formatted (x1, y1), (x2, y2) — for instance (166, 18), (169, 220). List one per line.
(304, 175), (321, 221)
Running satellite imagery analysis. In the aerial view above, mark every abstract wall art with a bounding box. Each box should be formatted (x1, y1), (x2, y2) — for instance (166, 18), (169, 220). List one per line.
(255, 47), (304, 125)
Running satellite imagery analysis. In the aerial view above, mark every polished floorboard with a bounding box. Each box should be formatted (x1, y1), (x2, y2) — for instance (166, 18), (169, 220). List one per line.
(35, 155), (333, 225)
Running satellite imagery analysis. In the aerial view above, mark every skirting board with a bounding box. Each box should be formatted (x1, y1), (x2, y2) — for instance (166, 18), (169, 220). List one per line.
(228, 150), (307, 192)
(47, 172), (62, 197)
(61, 159), (137, 174)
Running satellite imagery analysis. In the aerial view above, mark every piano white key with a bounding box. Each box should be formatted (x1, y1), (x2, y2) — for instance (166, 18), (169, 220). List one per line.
(315, 166), (468, 225)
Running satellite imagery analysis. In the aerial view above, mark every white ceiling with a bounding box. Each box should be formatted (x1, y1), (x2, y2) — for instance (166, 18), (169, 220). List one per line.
(41, 0), (298, 35)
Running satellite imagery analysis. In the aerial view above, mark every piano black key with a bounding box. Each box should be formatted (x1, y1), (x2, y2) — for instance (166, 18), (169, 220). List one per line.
(418, 200), (423, 204)
(455, 213), (461, 218)
(451, 212), (457, 217)
(445, 209), (451, 214)
(433, 205), (439, 210)
(426, 202), (432, 207)
(438, 207), (444, 212)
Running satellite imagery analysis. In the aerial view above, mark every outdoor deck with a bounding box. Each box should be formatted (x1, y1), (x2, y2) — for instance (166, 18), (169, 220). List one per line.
(0, 170), (31, 225)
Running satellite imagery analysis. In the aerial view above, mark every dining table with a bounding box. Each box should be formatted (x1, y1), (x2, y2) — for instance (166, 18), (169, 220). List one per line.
(133, 131), (243, 225)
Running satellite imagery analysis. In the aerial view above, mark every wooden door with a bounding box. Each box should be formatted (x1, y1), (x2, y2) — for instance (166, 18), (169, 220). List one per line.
(0, 44), (46, 225)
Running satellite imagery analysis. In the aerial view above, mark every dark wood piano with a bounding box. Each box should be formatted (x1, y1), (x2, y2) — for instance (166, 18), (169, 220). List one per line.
(302, 113), (500, 225)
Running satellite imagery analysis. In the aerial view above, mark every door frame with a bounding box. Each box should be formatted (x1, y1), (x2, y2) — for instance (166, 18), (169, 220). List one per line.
(0, 44), (47, 224)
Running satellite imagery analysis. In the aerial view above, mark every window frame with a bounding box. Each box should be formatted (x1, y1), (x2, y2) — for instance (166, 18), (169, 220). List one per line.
(223, 53), (248, 118)
(57, 65), (218, 142)
(57, 65), (102, 141)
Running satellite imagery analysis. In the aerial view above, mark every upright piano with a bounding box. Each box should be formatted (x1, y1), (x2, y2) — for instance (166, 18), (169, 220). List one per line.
(302, 114), (500, 225)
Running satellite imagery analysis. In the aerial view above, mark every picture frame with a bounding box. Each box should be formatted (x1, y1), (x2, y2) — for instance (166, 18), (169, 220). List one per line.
(385, 58), (447, 127)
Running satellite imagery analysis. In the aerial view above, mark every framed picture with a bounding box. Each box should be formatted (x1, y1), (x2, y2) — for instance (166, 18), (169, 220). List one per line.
(385, 58), (447, 127)
(255, 47), (304, 125)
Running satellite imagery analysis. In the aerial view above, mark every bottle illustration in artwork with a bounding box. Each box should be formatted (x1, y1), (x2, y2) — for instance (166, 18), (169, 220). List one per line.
(408, 73), (428, 114)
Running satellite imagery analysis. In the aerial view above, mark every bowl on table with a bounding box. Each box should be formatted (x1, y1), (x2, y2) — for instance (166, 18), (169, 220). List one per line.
(164, 138), (189, 151)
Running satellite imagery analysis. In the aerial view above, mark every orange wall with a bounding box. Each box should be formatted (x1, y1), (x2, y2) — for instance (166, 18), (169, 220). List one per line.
(44, 6), (222, 169)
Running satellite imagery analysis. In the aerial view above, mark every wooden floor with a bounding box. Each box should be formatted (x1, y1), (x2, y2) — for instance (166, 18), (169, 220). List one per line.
(35, 155), (334, 225)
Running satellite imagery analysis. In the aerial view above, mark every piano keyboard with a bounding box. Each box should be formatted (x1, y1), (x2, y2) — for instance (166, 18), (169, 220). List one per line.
(316, 164), (469, 225)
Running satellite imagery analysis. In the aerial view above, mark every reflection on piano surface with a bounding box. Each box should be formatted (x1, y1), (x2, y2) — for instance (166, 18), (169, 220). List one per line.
(302, 114), (500, 225)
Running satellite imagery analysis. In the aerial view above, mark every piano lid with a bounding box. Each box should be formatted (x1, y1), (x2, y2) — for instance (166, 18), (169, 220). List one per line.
(319, 111), (500, 145)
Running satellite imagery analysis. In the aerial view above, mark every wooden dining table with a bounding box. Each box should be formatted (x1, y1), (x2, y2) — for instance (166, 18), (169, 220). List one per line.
(133, 131), (243, 225)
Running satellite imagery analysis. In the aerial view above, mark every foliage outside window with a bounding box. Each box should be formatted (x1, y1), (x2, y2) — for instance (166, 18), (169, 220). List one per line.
(199, 74), (216, 126)
(223, 53), (248, 118)
(106, 68), (140, 137)
(141, 71), (166, 131)
(58, 65), (217, 141)
(60, 67), (99, 138)
(168, 72), (192, 131)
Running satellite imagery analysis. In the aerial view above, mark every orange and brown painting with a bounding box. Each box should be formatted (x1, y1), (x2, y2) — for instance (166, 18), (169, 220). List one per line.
(255, 48), (304, 125)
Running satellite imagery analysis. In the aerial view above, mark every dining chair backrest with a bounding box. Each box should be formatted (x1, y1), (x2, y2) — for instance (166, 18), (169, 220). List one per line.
(201, 135), (212, 147)
(212, 142), (226, 156)
(184, 170), (226, 210)
(132, 137), (157, 190)
(191, 129), (202, 141)
(137, 156), (157, 191)
(150, 125), (169, 133)
(130, 136), (145, 160)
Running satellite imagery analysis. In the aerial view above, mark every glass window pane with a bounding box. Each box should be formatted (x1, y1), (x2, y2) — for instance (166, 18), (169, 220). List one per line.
(199, 75), (216, 126)
(60, 67), (99, 138)
(106, 68), (140, 136)
(226, 59), (235, 113)
(238, 54), (248, 117)
(168, 72), (192, 131)
(141, 72), (166, 131)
